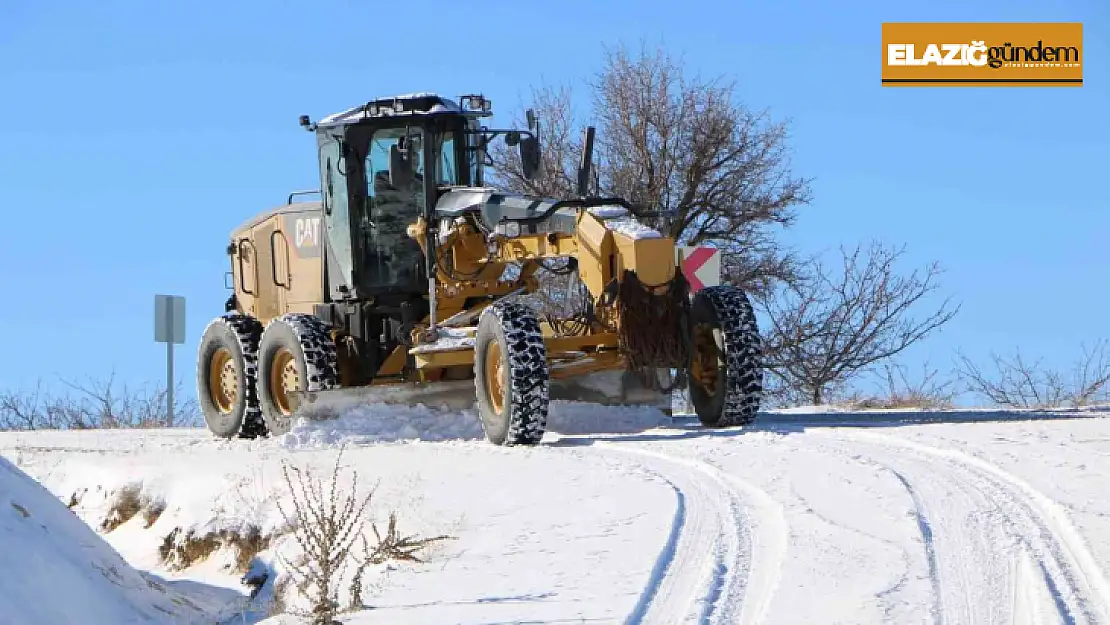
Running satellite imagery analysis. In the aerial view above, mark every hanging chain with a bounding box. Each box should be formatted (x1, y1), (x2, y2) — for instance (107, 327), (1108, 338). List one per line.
(614, 269), (691, 393)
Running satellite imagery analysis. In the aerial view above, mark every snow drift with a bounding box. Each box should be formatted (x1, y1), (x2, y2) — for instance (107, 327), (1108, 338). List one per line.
(0, 455), (205, 624)
(279, 398), (668, 448)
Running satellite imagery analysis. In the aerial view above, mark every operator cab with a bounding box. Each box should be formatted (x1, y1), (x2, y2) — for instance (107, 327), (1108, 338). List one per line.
(301, 93), (541, 302)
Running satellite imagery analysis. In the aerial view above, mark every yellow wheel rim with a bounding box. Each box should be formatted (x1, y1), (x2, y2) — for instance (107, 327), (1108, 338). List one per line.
(691, 323), (721, 397)
(483, 341), (505, 414)
(270, 348), (299, 416)
(208, 348), (238, 413)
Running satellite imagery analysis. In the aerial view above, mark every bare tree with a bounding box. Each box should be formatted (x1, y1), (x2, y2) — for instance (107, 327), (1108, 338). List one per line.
(957, 341), (1110, 409)
(489, 42), (812, 298)
(489, 84), (584, 200)
(0, 374), (198, 431)
(760, 241), (960, 405)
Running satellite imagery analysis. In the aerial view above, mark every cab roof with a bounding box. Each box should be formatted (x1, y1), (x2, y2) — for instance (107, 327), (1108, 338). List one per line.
(316, 92), (487, 128)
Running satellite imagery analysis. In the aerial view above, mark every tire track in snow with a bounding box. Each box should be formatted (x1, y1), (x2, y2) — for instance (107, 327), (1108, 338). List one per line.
(590, 442), (786, 625)
(888, 468), (944, 624)
(699, 449), (788, 625)
(812, 429), (1110, 625)
(619, 468), (689, 625)
(1014, 539), (1075, 625)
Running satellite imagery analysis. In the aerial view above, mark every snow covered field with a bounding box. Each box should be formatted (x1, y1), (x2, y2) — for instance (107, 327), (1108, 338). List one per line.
(3, 402), (1110, 624)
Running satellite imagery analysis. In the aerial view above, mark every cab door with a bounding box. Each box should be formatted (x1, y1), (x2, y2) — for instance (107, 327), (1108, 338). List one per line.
(319, 138), (356, 301)
(362, 128), (426, 292)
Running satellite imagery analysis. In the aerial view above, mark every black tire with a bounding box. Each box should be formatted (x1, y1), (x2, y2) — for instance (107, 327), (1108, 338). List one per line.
(256, 313), (339, 437)
(687, 285), (763, 426)
(196, 313), (264, 439)
(473, 301), (549, 446)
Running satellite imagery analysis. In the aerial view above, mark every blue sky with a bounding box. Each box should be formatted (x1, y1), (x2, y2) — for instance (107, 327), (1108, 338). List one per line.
(0, 0), (1104, 405)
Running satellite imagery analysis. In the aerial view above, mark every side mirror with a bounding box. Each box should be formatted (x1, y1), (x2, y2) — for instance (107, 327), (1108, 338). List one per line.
(519, 136), (542, 181)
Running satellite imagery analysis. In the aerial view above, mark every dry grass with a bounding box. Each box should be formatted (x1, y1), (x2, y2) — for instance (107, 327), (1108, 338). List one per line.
(141, 496), (166, 528)
(0, 373), (200, 431)
(158, 525), (273, 574)
(100, 483), (144, 532)
(837, 362), (957, 411)
(843, 394), (952, 411)
(98, 484), (170, 532)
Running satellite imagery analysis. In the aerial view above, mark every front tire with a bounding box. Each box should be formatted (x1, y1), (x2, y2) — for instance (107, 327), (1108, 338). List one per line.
(257, 313), (339, 436)
(687, 286), (763, 426)
(196, 314), (264, 438)
(473, 302), (549, 446)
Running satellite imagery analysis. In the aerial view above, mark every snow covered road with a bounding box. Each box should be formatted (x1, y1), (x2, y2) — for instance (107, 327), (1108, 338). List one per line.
(3, 404), (1110, 624)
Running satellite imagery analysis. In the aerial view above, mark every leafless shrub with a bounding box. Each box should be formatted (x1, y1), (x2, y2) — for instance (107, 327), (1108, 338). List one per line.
(957, 341), (1110, 409)
(347, 512), (454, 611)
(275, 447), (373, 625)
(0, 373), (199, 431)
(844, 361), (958, 410)
(273, 447), (456, 622)
(369, 511), (454, 563)
(759, 241), (959, 405)
(489, 41), (812, 300)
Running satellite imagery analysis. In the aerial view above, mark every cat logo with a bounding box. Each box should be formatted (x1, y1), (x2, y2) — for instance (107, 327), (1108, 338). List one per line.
(295, 217), (321, 249)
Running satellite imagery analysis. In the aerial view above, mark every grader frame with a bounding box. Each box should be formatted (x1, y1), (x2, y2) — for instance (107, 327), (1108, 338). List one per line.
(196, 92), (764, 445)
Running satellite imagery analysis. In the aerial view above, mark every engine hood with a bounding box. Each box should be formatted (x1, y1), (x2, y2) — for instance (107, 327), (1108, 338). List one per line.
(434, 187), (578, 234)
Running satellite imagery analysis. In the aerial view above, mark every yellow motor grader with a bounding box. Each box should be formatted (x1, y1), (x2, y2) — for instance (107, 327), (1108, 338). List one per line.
(196, 92), (763, 445)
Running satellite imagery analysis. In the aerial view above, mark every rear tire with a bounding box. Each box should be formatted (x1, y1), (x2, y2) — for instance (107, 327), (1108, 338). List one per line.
(257, 313), (339, 437)
(687, 286), (763, 427)
(196, 313), (265, 439)
(474, 302), (549, 446)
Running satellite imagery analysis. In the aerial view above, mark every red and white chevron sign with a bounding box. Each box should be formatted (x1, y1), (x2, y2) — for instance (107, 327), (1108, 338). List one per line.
(677, 246), (721, 292)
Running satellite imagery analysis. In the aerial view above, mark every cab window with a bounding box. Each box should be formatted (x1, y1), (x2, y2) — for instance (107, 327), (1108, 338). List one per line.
(362, 128), (425, 289)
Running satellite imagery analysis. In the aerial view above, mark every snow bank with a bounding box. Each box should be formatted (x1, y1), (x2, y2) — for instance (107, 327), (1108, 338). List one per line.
(0, 456), (204, 624)
(280, 399), (667, 449)
(280, 402), (486, 448)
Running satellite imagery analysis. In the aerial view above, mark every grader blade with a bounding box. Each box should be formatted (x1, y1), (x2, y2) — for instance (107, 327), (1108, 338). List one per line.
(549, 369), (673, 409)
(291, 379), (480, 417)
(289, 369), (673, 423)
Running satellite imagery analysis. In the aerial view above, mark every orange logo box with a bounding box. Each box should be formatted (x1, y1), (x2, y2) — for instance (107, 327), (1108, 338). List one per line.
(881, 22), (1083, 87)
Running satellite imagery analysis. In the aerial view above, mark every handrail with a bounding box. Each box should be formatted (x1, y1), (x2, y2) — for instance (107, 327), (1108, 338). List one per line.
(270, 230), (291, 288)
(287, 189), (321, 204)
(509, 196), (668, 226)
(237, 239), (255, 295)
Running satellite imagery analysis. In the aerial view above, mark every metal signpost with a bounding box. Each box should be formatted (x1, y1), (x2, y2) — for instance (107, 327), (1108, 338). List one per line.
(154, 294), (186, 426)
